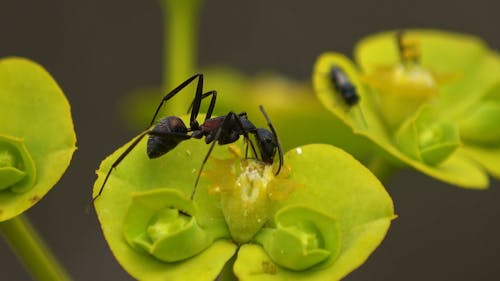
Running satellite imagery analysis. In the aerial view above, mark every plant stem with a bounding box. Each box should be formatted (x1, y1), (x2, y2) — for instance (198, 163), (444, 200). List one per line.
(368, 156), (397, 183)
(0, 214), (72, 281)
(159, 0), (202, 115)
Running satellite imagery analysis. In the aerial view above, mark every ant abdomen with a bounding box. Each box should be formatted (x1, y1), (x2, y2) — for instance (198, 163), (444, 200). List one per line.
(147, 116), (188, 159)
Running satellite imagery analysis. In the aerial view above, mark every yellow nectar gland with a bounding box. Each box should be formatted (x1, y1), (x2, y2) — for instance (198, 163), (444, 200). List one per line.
(204, 145), (294, 199)
(236, 160), (274, 206)
(203, 145), (298, 243)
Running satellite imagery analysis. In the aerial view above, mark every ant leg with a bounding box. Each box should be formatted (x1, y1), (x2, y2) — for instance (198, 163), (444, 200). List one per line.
(259, 105), (283, 175)
(92, 130), (191, 204)
(149, 73), (203, 127)
(191, 128), (220, 200)
(191, 112), (252, 199)
(191, 112), (258, 200)
(92, 130), (151, 203)
(204, 91), (217, 121)
(186, 90), (218, 121)
(236, 112), (251, 159)
(147, 131), (192, 141)
(234, 112), (259, 160)
(189, 74), (204, 129)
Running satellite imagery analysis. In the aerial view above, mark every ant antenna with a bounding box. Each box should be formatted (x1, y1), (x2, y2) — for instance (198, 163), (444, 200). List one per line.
(259, 105), (283, 175)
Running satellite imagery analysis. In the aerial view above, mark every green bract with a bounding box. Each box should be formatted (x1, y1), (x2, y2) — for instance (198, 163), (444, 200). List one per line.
(94, 128), (394, 281)
(0, 135), (36, 192)
(0, 57), (76, 221)
(394, 106), (461, 166)
(123, 189), (229, 262)
(253, 206), (341, 271)
(313, 30), (500, 188)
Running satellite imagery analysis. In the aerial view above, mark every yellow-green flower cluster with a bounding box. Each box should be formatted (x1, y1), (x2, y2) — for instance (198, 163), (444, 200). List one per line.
(314, 30), (500, 188)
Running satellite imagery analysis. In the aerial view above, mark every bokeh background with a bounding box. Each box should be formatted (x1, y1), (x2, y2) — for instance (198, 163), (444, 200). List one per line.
(1, 0), (500, 280)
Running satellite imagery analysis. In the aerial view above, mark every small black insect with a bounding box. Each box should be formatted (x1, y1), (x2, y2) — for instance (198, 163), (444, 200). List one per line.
(329, 66), (359, 106)
(396, 30), (420, 64)
(93, 74), (283, 202)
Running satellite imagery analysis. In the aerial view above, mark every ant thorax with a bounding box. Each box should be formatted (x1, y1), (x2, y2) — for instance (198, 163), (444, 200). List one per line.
(203, 145), (296, 244)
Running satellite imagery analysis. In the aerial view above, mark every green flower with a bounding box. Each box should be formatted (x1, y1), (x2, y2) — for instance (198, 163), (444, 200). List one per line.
(93, 128), (394, 280)
(0, 57), (76, 221)
(313, 29), (500, 188)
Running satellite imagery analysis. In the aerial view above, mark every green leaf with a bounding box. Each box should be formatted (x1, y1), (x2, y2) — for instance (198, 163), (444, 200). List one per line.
(438, 52), (500, 122)
(234, 144), (394, 280)
(313, 52), (385, 135)
(459, 101), (500, 146)
(0, 57), (76, 221)
(460, 146), (500, 179)
(93, 128), (239, 281)
(95, 134), (394, 280)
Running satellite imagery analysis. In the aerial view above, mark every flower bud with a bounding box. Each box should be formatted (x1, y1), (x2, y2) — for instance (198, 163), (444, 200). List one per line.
(123, 189), (229, 262)
(0, 135), (36, 193)
(254, 206), (340, 271)
(395, 108), (460, 165)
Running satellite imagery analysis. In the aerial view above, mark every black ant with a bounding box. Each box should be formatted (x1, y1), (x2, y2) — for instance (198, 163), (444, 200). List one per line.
(329, 65), (359, 106)
(93, 74), (283, 203)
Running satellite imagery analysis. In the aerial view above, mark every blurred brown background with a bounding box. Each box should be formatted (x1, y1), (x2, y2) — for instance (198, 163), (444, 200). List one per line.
(1, 0), (499, 280)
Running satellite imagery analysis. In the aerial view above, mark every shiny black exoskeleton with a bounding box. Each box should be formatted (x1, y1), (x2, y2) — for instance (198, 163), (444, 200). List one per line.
(330, 66), (359, 106)
(147, 116), (188, 158)
(147, 109), (278, 167)
(93, 74), (283, 202)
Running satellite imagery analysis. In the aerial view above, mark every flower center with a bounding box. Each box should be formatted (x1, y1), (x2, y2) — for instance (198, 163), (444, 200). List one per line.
(236, 160), (274, 204)
(0, 135), (36, 193)
(364, 32), (440, 130)
(219, 159), (277, 243)
(0, 150), (16, 168)
(392, 64), (437, 97)
(204, 146), (298, 244)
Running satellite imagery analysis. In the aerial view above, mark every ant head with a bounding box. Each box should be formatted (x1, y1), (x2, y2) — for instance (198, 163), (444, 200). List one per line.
(255, 128), (277, 164)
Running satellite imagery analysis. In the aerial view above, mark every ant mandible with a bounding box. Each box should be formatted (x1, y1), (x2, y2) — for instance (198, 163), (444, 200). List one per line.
(93, 74), (283, 203)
